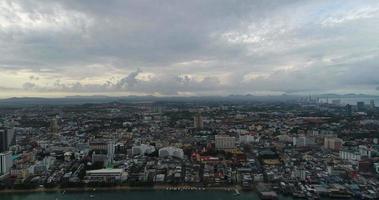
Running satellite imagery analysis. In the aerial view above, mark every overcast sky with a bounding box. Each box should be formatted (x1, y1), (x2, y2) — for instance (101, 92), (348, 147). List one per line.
(0, 0), (379, 98)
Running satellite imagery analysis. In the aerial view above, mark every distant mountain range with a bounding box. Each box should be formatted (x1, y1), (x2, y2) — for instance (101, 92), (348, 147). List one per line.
(314, 93), (379, 98)
(0, 94), (378, 106)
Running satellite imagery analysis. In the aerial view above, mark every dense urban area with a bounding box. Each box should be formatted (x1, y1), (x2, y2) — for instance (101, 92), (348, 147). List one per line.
(0, 97), (379, 199)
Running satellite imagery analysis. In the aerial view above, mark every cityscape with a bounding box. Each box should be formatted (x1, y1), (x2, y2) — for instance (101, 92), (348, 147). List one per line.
(1, 0), (379, 199)
(0, 96), (379, 199)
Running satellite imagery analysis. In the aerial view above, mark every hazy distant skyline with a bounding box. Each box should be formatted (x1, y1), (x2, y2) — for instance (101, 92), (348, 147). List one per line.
(1, 0), (379, 98)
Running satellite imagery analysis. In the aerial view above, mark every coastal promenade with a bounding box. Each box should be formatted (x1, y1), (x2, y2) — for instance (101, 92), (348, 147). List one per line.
(0, 185), (240, 194)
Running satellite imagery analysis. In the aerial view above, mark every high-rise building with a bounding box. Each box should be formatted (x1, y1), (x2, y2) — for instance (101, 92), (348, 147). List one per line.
(215, 135), (236, 150)
(107, 140), (115, 164)
(332, 99), (341, 105)
(49, 117), (59, 135)
(0, 130), (7, 152)
(357, 101), (365, 111)
(0, 151), (13, 175)
(193, 113), (204, 129)
(345, 104), (352, 116)
(0, 128), (16, 152)
(370, 100), (375, 109)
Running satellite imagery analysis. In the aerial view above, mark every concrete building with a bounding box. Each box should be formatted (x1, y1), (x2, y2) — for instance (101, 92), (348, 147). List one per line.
(158, 147), (184, 159)
(346, 104), (352, 116)
(132, 144), (156, 155)
(292, 167), (306, 180)
(89, 140), (108, 151)
(339, 149), (361, 161)
(357, 101), (365, 111)
(64, 152), (73, 162)
(0, 128), (16, 152)
(370, 100), (375, 109)
(332, 99), (341, 105)
(193, 113), (204, 129)
(33, 156), (56, 175)
(215, 135), (236, 150)
(374, 163), (379, 174)
(49, 117), (59, 135)
(85, 168), (126, 183)
(277, 134), (292, 142)
(324, 137), (343, 151)
(107, 140), (115, 164)
(91, 152), (108, 165)
(293, 136), (315, 147)
(0, 151), (13, 176)
(239, 134), (255, 144)
(359, 145), (372, 158)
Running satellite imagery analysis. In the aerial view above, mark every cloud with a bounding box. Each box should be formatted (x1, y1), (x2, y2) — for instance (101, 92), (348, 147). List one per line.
(0, 0), (379, 97)
(17, 69), (224, 95)
(116, 68), (142, 89)
(29, 76), (39, 81)
(321, 6), (379, 27)
(22, 82), (37, 90)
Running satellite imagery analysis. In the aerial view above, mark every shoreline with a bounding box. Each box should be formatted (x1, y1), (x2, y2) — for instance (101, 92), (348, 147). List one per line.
(0, 185), (242, 194)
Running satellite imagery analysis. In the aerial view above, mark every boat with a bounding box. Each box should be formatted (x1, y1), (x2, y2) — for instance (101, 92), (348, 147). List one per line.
(233, 188), (240, 196)
(90, 194), (95, 198)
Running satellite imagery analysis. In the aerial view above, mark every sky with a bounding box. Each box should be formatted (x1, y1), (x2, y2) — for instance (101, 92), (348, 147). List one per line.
(0, 0), (379, 98)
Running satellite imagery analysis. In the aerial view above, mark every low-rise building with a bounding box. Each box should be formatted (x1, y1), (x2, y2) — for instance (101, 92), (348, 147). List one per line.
(215, 135), (235, 150)
(324, 137), (343, 151)
(85, 168), (127, 183)
(159, 147), (184, 159)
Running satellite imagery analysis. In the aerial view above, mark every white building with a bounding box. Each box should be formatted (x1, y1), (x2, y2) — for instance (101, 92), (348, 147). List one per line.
(374, 163), (379, 174)
(339, 149), (361, 161)
(158, 147), (184, 159)
(292, 167), (306, 180)
(293, 136), (315, 147)
(339, 145), (372, 162)
(132, 144), (156, 155)
(239, 134), (255, 144)
(107, 141), (115, 164)
(215, 135), (235, 150)
(359, 145), (372, 158)
(0, 151), (13, 176)
(64, 152), (73, 161)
